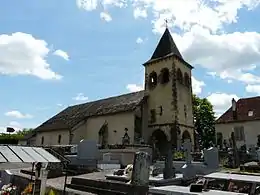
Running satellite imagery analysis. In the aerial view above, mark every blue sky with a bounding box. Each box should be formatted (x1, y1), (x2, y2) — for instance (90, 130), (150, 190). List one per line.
(0, 0), (260, 132)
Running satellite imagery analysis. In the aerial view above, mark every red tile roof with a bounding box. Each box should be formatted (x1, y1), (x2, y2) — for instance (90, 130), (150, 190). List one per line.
(216, 96), (260, 123)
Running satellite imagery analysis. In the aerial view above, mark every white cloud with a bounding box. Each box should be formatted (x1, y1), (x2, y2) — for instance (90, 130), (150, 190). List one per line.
(245, 85), (260, 95)
(76, 0), (98, 11)
(76, 0), (260, 84)
(9, 121), (22, 130)
(207, 93), (239, 117)
(53, 49), (69, 61)
(0, 126), (5, 133)
(133, 7), (147, 19)
(0, 32), (61, 80)
(192, 76), (205, 95)
(5, 110), (33, 119)
(136, 37), (143, 44)
(73, 93), (89, 101)
(173, 27), (260, 84)
(126, 84), (143, 92)
(100, 12), (112, 22)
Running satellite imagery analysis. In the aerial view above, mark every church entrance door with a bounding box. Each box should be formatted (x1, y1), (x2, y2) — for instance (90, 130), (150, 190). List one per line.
(151, 129), (168, 158)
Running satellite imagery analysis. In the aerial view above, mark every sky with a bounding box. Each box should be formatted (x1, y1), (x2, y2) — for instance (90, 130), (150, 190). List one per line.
(1, 0), (260, 132)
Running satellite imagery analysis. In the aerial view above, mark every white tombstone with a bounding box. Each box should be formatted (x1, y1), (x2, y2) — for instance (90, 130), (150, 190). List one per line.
(40, 168), (49, 195)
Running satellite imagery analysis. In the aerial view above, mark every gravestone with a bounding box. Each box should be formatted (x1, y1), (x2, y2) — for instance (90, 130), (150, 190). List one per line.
(181, 139), (196, 180)
(204, 147), (219, 169)
(103, 153), (111, 162)
(163, 141), (175, 179)
(66, 139), (99, 169)
(183, 139), (192, 164)
(257, 148), (260, 162)
(78, 140), (99, 160)
(131, 151), (151, 187)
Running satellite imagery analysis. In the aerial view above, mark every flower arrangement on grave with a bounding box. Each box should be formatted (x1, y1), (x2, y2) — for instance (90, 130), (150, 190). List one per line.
(0, 183), (17, 195)
(21, 182), (33, 195)
(124, 164), (133, 180)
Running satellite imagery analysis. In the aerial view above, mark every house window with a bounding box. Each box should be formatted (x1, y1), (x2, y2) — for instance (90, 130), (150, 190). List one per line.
(58, 135), (62, 144)
(234, 126), (245, 141)
(248, 110), (253, 116)
(160, 68), (170, 84)
(41, 136), (44, 145)
(148, 71), (158, 89)
(150, 109), (156, 123)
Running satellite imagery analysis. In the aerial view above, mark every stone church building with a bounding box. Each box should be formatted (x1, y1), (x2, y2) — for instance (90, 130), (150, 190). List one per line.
(34, 28), (194, 153)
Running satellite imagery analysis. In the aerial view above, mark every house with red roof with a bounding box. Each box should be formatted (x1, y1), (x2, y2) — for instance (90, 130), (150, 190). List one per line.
(215, 97), (260, 148)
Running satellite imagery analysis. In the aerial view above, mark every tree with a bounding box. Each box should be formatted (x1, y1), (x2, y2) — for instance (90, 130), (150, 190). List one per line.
(193, 94), (216, 149)
(0, 128), (34, 144)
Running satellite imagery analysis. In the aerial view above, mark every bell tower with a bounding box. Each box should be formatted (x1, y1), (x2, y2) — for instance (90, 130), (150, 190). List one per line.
(143, 27), (194, 151)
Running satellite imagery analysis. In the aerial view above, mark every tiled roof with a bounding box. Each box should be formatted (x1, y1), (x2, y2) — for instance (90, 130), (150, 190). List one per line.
(216, 96), (260, 123)
(151, 28), (183, 60)
(35, 91), (145, 132)
(143, 28), (193, 69)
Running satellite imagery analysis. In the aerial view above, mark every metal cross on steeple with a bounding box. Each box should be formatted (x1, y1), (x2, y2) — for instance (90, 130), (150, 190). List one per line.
(165, 19), (168, 28)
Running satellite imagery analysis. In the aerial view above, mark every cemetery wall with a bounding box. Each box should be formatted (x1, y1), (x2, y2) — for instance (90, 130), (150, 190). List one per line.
(71, 112), (136, 145)
(216, 120), (260, 148)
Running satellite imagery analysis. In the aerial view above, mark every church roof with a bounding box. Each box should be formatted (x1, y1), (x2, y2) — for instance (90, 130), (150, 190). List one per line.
(143, 28), (193, 68)
(35, 91), (145, 132)
(151, 28), (183, 60)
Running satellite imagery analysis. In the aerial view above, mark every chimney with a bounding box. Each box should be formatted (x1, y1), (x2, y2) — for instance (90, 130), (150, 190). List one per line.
(232, 98), (237, 120)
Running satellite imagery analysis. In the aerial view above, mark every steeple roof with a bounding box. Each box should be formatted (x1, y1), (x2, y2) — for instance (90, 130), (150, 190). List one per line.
(151, 28), (183, 60)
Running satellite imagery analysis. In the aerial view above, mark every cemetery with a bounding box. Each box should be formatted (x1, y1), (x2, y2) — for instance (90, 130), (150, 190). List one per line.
(3, 133), (260, 195)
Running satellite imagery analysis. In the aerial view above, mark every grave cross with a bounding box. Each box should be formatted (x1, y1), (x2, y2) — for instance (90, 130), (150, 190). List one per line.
(183, 139), (192, 164)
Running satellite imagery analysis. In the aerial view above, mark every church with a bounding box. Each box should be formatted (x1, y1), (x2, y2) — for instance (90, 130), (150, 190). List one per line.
(34, 27), (194, 154)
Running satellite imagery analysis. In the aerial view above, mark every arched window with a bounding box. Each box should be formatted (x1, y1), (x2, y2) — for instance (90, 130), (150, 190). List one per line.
(177, 68), (183, 84)
(41, 136), (44, 145)
(184, 72), (190, 87)
(148, 71), (158, 89)
(58, 135), (62, 144)
(160, 68), (170, 84)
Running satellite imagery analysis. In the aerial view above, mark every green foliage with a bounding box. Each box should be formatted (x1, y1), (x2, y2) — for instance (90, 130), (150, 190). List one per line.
(174, 151), (184, 159)
(193, 94), (216, 149)
(0, 128), (34, 144)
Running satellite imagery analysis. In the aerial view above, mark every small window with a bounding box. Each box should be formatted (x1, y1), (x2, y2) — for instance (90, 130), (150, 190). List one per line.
(58, 135), (62, 144)
(150, 109), (156, 123)
(248, 110), (253, 116)
(184, 105), (187, 118)
(148, 71), (158, 89)
(160, 68), (170, 84)
(177, 68), (183, 84)
(234, 126), (245, 141)
(184, 72), (190, 87)
(41, 136), (44, 145)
